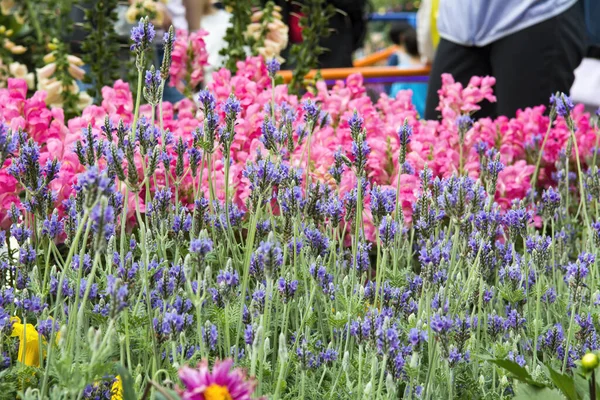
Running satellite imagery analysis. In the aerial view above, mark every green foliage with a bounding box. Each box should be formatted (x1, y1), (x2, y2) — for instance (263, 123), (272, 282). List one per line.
(288, 0), (335, 93)
(490, 358), (600, 400)
(117, 364), (137, 400)
(80, 0), (122, 100)
(513, 383), (565, 400)
(220, 0), (252, 73)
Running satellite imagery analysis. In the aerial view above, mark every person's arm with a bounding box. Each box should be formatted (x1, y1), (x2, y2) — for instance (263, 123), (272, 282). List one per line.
(183, 0), (202, 31)
(166, 0), (188, 31)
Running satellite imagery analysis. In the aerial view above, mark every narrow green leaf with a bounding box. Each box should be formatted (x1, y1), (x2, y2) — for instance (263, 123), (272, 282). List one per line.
(513, 383), (566, 400)
(546, 364), (579, 400)
(487, 359), (545, 387)
(117, 364), (137, 400)
(154, 388), (182, 400)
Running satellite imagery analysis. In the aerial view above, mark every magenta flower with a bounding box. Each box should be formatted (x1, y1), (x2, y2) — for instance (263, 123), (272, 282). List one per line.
(179, 359), (258, 400)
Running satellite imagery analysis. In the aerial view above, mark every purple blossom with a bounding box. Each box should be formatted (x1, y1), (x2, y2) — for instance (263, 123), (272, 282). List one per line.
(216, 268), (240, 288)
(244, 324), (254, 345)
(564, 261), (589, 290)
(144, 69), (161, 87)
(507, 351), (526, 367)
(487, 159), (505, 176)
(250, 239), (283, 278)
(266, 58), (281, 77)
(353, 241), (371, 272)
(379, 216), (398, 247)
(398, 120), (412, 147)
(304, 227), (330, 257)
(302, 99), (320, 124)
(130, 19), (155, 52)
(277, 277), (298, 303)
(431, 314), (453, 335)
(37, 318), (60, 340)
(370, 185), (396, 222)
(408, 328), (427, 347)
(41, 212), (63, 239)
(222, 95), (241, 117)
(189, 237), (213, 257)
(553, 93), (574, 117)
(456, 115), (473, 134)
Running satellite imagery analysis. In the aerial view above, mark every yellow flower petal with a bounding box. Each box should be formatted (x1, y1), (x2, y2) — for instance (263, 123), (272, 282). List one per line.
(111, 376), (123, 400)
(10, 318), (42, 367)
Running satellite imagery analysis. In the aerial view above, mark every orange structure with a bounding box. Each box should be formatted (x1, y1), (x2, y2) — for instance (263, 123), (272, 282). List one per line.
(277, 66), (430, 83)
(353, 46), (399, 67)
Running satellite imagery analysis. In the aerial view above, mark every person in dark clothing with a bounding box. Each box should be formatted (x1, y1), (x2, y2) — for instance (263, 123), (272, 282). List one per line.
(425, 1), (586, 120)
(273, 0), (367, 69)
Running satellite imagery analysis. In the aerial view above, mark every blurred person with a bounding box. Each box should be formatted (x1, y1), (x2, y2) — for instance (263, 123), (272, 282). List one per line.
(415, 0), (439, 63)
(389, 28), (427, 117)
(184, 0), (202, 31)
(272, 0), (368, 68)
(424, 0), (586, 119)
(570, 0), (600, 112)
(199, 1), (232, 84)
(387, 22), (414, 67)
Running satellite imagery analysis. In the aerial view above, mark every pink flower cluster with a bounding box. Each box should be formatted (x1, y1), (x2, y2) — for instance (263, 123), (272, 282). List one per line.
(169, 29), (209, 93)
(1, 58), (598, 238)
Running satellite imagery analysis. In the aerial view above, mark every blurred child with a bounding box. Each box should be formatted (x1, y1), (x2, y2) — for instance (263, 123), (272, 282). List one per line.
(389, 28), (427, 117)
(387, 22), (414, 67)
(198, 0), (232, 84)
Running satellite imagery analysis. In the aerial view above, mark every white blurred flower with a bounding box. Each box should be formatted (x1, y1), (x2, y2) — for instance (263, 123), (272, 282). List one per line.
(9, 62), (34, 89)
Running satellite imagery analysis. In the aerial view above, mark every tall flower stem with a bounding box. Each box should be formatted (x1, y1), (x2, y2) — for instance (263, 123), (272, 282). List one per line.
(531, 118), (555, 193)
(131, 61), (145, 143)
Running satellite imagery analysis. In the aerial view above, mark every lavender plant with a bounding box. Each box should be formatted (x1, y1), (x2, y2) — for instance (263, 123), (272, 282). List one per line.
(2, 20), (600, 400)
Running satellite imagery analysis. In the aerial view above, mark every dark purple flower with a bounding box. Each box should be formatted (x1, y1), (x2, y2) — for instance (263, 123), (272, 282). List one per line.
(266, 58), (280, 77)
(431, 314), (453, 335)
(37, 318), (60, 340)
(22, 295), (46, 315)
(456, 115), (473, 137)
(554, 93), (574, 117)
(487, 159), (505, 176)
(198, 90), (216, 112)
(222, 95), (241, 117)
(302, 99), (320, 124)
(277, 277), (298, 303)
(370, 185), (396, 222)
(564, 261), (589, 290)
(244, 324), (254, 345)
(408, 328), (427, 347)
(130, 19), (155, 52)
(260, 117), (286, 151)
(189, 237), (213, 257)
(10, 224), (31, 246)
(304, 227), (330, 257)
(353, 241), (371, 272)
(250, 239), (283, 278)
(145, 69), (161, 86)
(379, 216), (398, 247)
(216, 268), (240, 288)
(504, 308), (526, 330)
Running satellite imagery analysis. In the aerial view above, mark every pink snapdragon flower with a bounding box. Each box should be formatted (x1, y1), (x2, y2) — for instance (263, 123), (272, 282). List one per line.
(170, 29), (209, 94)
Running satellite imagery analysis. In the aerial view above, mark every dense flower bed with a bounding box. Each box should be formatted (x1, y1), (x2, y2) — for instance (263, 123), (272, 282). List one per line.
(1, 21), (600, 400)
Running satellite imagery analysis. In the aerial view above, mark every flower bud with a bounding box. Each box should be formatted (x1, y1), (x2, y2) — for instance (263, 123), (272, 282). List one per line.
(364, 382), (372, 395)
(342, 351), (349, 372)
(278, 333), (288, 361)
(582, 353), (599, 370)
